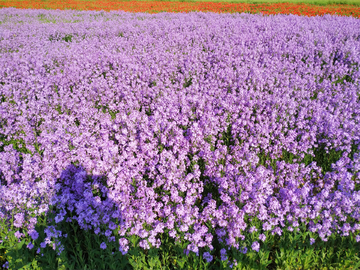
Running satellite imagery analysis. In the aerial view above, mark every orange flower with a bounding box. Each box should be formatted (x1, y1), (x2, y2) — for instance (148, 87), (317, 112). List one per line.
(0, 0), (359, 17)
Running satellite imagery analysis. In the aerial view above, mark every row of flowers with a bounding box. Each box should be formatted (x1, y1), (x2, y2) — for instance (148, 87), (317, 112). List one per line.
(0, 0), (359, 17)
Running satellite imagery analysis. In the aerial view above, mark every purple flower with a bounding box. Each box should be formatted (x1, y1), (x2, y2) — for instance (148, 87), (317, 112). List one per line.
(55, 215), (64, 223)
(203, 251), (213, 263)
(119, 238), (129, 255)
(220, 248), (227, 261)
(1, 10), (360, 259)
(310, 238), (315, 245)
(251, 241), (260, 252)
(169, 230), (176, 238)
(100, 242), (107, 250)
(263, 222), (272, 231)
(14, 231), (23, 239)
(139, 240), (150, 250)
(249, 226), (257, 233)
(13, 213), (25, 228)
(356, 235), (360, 242)
(272, 227), (282, 236)
(109, 236), (115, 242)
(109, 222), (117, 230)
(102, 215), (110, 224)
(29, 229), (39, 240)
(27, 242), (34, 250)
(2, 262), (9, 269)
(259, 233), (266, 242)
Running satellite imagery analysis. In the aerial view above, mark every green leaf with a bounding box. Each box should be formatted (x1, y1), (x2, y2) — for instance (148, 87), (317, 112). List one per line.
(20, 261), (32, 269)
(17, 239), (25, 250)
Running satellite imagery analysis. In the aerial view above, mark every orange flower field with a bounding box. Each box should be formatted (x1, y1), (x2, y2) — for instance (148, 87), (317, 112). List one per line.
(0, 0), (360, 17)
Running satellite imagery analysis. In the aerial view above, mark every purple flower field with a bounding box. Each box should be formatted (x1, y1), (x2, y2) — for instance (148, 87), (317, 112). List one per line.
(0, 8), (360, 267)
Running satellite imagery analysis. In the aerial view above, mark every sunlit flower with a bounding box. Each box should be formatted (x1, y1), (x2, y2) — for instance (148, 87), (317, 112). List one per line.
(251, 241), (260, 252)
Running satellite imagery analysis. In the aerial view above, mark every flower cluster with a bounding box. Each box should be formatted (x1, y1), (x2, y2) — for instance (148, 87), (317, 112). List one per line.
(1, 1), (360, 17)
(0, 9), (359, 258)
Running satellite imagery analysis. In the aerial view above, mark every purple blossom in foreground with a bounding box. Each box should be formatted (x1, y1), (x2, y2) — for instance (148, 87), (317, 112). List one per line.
(13, 213), (25, 228)
(119, 238), (129, 255)
(251, 241), (260, 252)
(310, 238), (315, 245)
(100, 242), (107, 250)
(2, 262), (9, 269)
(27, 242), (34, 250)
(29, 229), (39, 240)
(203, 251), (213, 263)
(240, 246), (248, 254)
(259, 234), (266, 242)
(0, 8), (359, 256)
(220, 248), (228, 261)
(14, 231), (23, 239)
(249, 226), (257, 233)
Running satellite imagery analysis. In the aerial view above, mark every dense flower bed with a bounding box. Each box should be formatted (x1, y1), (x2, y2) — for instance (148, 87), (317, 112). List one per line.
(0, 8), (360, 264)
(0, 0), (360, 17)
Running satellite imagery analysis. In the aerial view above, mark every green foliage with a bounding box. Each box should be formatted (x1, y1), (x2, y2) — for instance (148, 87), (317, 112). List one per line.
(268, 225), (360, 269)
(0, 212), (64, 270)
(48, 33), (73, 42)
(1, 191), (360, 270)
(37, 13), (56, 24)
(183, 77), (193, 88)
